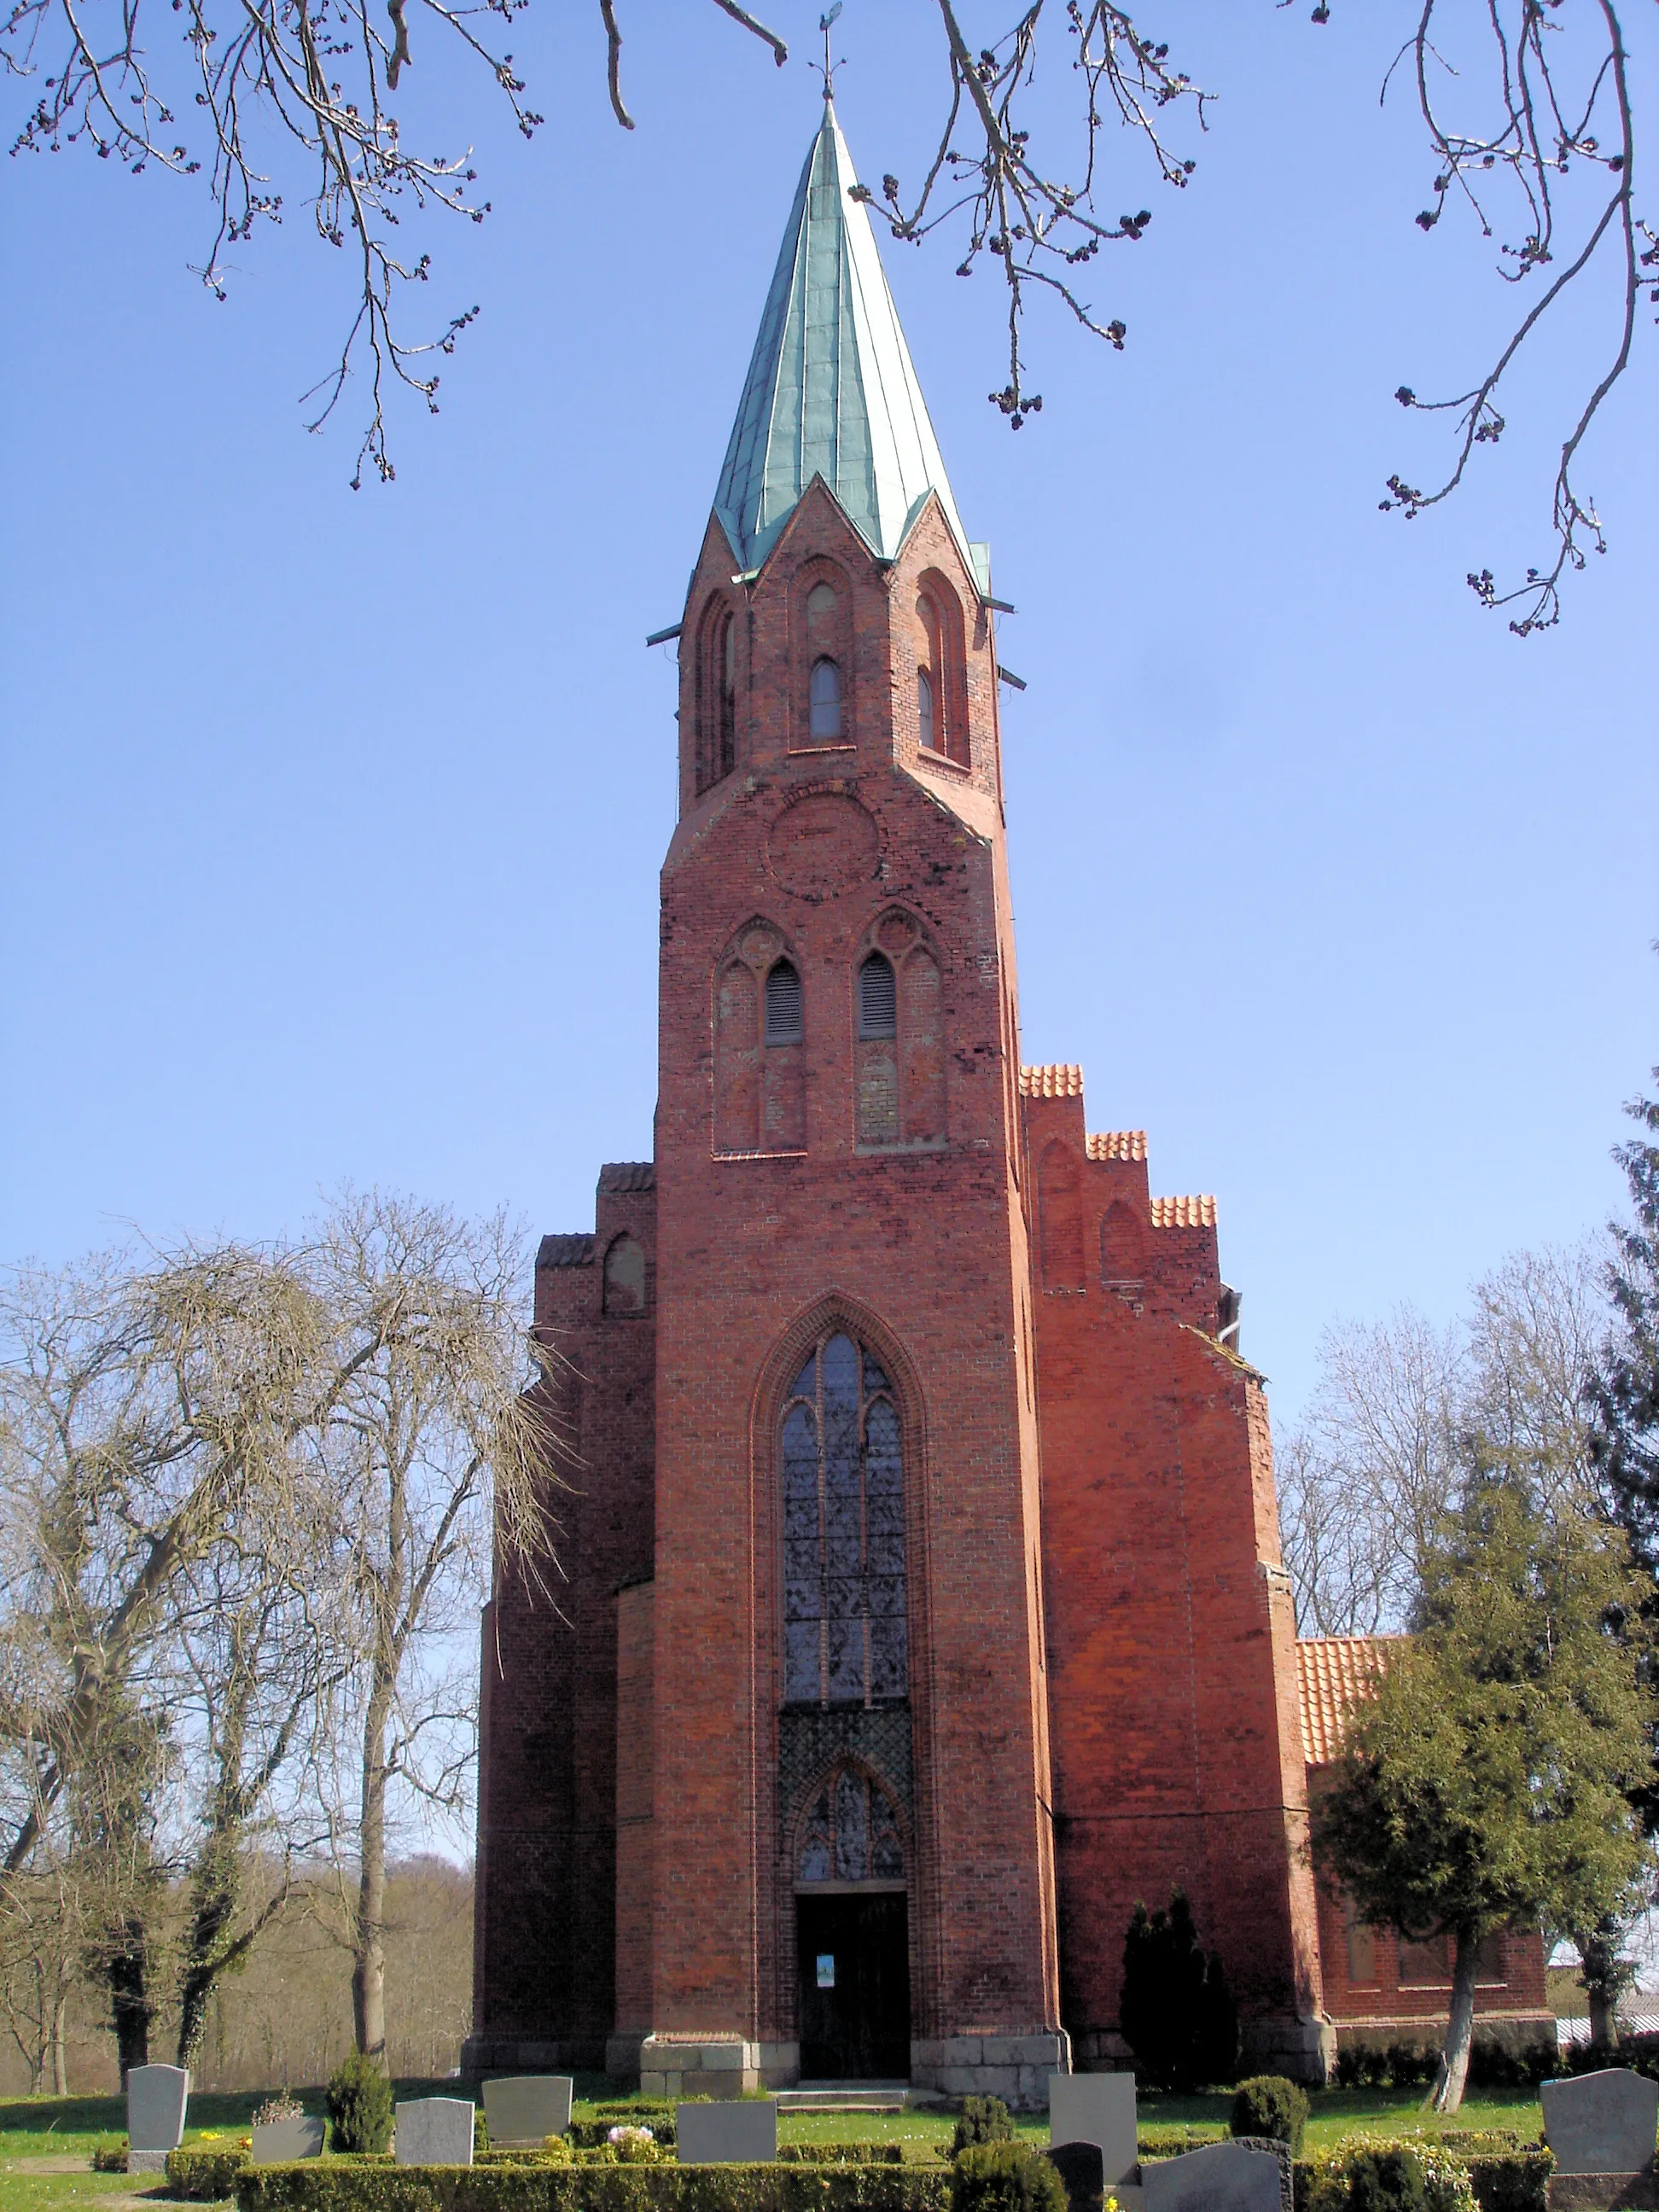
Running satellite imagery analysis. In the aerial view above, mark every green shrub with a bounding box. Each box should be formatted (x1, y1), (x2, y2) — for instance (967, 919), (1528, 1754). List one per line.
(1231, 2078), (1308, 2157)
(1462, 2153), (1551, 2212)
(475, 2110), (489, 2156)
(952, 2098), (1012, 2154)
(235, 2163), (952, 2212)
(326, 2052), (395, 2157)
(948, 2144), (1067, 2212)
(166, 2145), (253, 2199)
(1347, 2149), (1430, 2212)
(1118, 1889), (1239, 2090)
(90, 2145), (128, 2174)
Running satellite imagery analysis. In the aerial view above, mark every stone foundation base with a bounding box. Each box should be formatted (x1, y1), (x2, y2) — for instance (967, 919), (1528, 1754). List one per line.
(1549, 2178), (1659, 2210)
(1331, 2010), (1556, 2058)
(638, 2037), (800, 2098)
(605, 2032), (649, 2083)
(1241, 2013), (1337, 2087)
(128, 2152), (170, 2174)
(460, 2034), (608, 2076)
(910, 2032), (1071, 2112)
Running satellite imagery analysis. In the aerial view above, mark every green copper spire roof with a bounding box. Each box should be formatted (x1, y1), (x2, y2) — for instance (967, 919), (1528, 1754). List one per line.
(713, 101), (973, 577)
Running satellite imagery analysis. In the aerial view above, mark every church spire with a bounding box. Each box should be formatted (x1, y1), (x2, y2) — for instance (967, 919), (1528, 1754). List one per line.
(713, 102), (973, 579)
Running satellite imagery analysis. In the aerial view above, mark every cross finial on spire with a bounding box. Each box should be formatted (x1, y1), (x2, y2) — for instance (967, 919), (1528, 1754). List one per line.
(817, 3), (842, 100)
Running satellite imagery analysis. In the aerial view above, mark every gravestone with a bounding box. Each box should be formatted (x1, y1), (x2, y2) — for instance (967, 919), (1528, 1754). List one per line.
(394, 2098), (476, 2167)
(482, 2076), (573, 2148)
(1047, 2139), (1106, 2212)
(676, 2099), (777, 2164)
(251, 2116), (325, 2165)
(126, 2064), (189, 2174)
(1050, 2074), (1138, 2192)
(1142, 2139), (1282, 2212)
(1544, 2071), (1659, 2176)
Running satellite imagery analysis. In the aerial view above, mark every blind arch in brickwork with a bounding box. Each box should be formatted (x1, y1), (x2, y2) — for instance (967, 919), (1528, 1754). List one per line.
(713, 917), (806, 1155)
(853, 908), (946, 1150)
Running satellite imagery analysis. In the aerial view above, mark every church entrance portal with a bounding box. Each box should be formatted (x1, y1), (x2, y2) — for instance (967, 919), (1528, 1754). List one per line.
(795, 1890), (910, 2081)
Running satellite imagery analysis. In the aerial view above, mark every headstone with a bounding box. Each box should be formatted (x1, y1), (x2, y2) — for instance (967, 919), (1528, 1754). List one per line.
(482, 2076), (573, 2148)
(676, 2099), (777, 2164)
(251, 2117), (325, 2166)
(1047, 2139), (1106, 2212)
(1544, 2071), (1659, 2176)
(126, 2064), (189, 2174)
(1142, 2140), (1282, 2212)
(1050, 2074), (1138, 2191)
(394, 2098), (476, 2168)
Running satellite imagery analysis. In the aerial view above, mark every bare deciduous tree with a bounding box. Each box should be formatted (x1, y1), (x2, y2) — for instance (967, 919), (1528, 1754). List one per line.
(5, 1), (1645, 623)
(304, 1192), (569, 2069)
(1278, 1239), (1608, 1635)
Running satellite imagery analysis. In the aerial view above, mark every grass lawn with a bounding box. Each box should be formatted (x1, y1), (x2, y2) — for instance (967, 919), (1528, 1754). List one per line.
(0, 2078), (1550, 2212)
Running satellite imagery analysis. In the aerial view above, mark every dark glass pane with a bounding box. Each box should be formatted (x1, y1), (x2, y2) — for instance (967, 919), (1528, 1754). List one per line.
(834, 1770), (869, 1881)
(799, 1834), (831, 1883)
(869, 1615), (907, 1699)
(783, 1572), (820, 1623)
(791, 1351), (817, 1400)
(871, 1831), (905, 1879)
(784, 1618), (820, 1705)
(825, 1615), (862, 1703)
(866, 1570), (905, 1615)
(863, 1353), (890, 1394)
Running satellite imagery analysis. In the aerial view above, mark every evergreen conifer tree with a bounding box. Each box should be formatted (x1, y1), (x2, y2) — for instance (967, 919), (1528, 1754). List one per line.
(1118, 1888), (1238, 2091)
(1594, 1067), (1659, 1563)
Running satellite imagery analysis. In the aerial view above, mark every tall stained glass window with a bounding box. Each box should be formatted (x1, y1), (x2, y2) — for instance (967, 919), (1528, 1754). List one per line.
(782, 1331), (907, 1707)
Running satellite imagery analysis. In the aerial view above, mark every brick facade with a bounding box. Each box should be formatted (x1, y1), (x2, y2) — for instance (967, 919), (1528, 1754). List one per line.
(463, 105), (1547, 2100)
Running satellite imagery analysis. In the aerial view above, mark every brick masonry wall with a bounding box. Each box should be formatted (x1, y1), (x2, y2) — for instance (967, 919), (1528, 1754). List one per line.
(649, 487), (1060, 2054)
(1027, 1086), (1330, 2075)
(467, 1173), (657, 2065)
(614, 1581), (656, 2040)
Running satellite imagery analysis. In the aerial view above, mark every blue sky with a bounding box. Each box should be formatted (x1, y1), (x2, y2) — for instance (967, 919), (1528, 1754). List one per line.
(2, 3), (1654, 1429)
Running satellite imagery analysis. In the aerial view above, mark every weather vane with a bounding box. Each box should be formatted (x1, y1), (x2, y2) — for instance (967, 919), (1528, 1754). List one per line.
(818, 3), (843, 100)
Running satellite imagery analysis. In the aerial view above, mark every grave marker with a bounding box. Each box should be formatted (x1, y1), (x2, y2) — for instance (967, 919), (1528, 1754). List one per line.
(676, 2099), (777, 2164)
(394, 2098), (475, 2167)
(125, 2065), (189, 2174)
(482, 2076), (573, 2148)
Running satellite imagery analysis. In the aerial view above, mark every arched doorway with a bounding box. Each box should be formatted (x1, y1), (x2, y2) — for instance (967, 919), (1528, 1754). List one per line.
(794, 1766), (910, 2080)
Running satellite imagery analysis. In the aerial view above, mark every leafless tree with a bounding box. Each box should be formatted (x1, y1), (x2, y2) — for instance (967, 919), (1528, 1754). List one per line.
(1278, 1238), (1608, 1636)
(6, 3), (1644, 624)
(0, 1845), (85, 2092)
(302, 1191), (569, 2069)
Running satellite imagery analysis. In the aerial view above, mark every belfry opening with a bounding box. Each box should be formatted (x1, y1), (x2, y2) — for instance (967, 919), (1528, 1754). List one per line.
(464, 96), (1551, 2104)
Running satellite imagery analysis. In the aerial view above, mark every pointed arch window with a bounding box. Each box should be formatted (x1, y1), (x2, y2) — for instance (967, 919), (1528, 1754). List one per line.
(696, 597), (738, 795)
(782, 1331), (907, 1708)
(798, 1767), (905, 1885)
(809, 657), (842, 741)
(917, 593), (944, 754)
(765, 958), (804, 1045)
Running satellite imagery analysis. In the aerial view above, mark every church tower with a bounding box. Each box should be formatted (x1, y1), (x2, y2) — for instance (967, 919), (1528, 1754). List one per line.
(467, 96), (1333, 2103)
(637, 96), (1062, 2102)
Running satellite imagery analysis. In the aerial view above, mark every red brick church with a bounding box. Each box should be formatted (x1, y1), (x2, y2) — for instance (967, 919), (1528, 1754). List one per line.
(465, 101), (1550, 2104)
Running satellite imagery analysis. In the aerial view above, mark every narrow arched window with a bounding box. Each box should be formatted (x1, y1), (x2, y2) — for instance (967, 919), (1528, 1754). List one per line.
(765, 958), (803, 1045)
(718, 612), (736, 780)
(782, 1331), (907, 1708)
(858, 953), (897, 1039)
(809, 658), (841, 741)
(917, 594), (944, 753)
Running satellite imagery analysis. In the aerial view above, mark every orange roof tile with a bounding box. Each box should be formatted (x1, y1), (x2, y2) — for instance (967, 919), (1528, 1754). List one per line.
(1296, 1635), (1403, 1767)
(1021, 1063), (1084, 1099)
(1087, 1130), (1147, 1162)
(1150, 1195), (1216, 1229)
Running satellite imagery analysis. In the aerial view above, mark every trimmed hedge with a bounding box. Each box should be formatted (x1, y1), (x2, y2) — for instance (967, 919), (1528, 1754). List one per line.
(167, 2146), (253, 2199)
(1291, 2145), (1551, 2212)
(571, 2116), (678, 2151)
(775, 2149), (905, 2167)
(1135, 2127), (1227, 2157)
(236, 2163), (952, 2212)
(90, 2145), (129, 2174)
